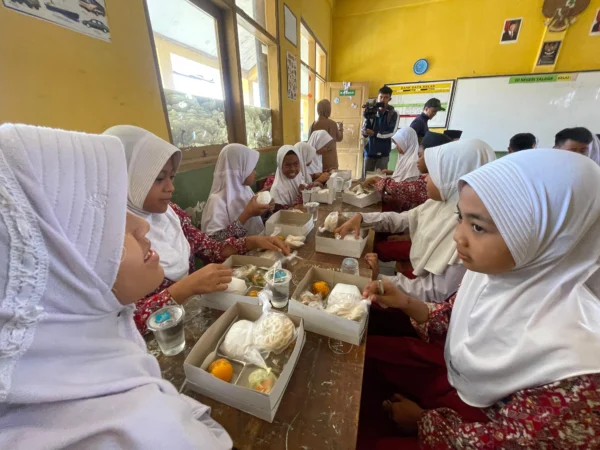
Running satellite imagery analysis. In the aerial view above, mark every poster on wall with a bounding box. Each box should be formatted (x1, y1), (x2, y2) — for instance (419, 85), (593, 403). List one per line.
(590, 8), (600, 35)
(500, 18), (522, 44)
(536, 41), (562, 66)
(286, 51), (298, 101)
(387, 80), (455, 129)
(2, 0), (111, 42)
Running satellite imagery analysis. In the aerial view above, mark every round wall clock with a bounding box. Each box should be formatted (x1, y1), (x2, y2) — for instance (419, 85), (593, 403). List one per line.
(413, 59), (429, 75)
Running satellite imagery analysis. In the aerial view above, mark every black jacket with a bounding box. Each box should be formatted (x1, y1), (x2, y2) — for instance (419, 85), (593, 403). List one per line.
(362, 106), (398, 158)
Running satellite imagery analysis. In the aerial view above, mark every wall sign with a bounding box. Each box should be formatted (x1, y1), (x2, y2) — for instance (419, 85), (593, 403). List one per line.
(509, 73), (576, 84)
(2, 0), (111, 42)
(339, 89), (356, 96)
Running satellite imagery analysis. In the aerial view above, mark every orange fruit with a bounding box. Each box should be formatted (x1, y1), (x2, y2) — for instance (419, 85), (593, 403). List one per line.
(311, 281), (331, 298)
(208, 358), (233, 382)
(276, 236), (285, 241)
(248, 290), (260, 297)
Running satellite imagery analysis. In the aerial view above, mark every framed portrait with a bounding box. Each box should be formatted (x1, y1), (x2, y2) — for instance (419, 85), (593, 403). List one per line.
(500, 18), (523, 44)
(284, 4), (297, 47)
(590, 8), (600, 36)
(536, 40), (562, 66)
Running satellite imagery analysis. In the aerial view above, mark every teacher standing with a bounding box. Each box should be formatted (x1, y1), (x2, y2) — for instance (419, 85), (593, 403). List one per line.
(309, 99), (343, 171)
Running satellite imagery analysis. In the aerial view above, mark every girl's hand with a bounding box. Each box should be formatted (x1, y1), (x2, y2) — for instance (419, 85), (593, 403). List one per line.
(382, 169), (394, 176)
(334, 213), (362, 239)
(365, 253), (379, 281)
(242, 195), (271, 220)
(362, 279), (410, 309)
(186, 264), (233, 295)
(363, 177), (378, 188)
(245, 236), (291, 256)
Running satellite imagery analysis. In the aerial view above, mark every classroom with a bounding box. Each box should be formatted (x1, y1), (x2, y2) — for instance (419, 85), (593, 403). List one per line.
(0, 0), (599, 449)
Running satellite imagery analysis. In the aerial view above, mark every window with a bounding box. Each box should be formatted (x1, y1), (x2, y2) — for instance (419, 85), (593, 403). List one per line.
(299, 21), (327, 141)
(146, 0), (281, 169)
(147, 0), (228, 148)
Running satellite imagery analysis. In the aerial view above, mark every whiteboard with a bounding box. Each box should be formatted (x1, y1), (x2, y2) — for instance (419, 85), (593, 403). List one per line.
(448, 72), (600, 152)
(388, 80), (455, 129)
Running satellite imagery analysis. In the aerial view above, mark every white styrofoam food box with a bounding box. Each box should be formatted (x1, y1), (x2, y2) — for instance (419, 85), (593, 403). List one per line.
(310, 178), (335, 204)
(342, 189), (381, 208)
(199, 255), (274, 311)
(184, 303), (305, 423)
(316, 228), (369, 258)
(330, 170), (352, 181)
(265, 210), (314, 237)
(289, 268), (370, 345)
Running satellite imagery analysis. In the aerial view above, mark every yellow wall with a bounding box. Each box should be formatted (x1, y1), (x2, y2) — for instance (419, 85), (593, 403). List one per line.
(0, 0), (169, 140)
(280, 0), (334, 143)
(332, 0), (600, 96)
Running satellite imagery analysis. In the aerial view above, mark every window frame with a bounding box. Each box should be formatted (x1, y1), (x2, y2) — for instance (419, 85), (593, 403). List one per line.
(299, 19), (327, 141)
(145, 0), (282, 172)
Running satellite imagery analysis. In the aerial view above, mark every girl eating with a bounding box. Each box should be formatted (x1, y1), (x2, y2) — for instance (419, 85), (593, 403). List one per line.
(105, 126), (289, 334)
(382, 127), (421, 182)
(0, 124), (232, 449)
(360, 149), (600, 449)
(337, 139), (496, 304)
(201, 144), (269, 240)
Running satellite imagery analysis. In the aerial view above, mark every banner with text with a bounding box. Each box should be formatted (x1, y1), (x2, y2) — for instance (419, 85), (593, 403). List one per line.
(388, 80), (455, 129)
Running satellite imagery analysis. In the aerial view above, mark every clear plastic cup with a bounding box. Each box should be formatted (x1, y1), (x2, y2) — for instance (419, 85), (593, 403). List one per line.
(305, 202), (319, 222)
(302, 190), (312, 204)
(341, 258), (360, 276)
(147, 305), (186, 356)
(334, 176), (344, 193)
(265, 268), (292, 308)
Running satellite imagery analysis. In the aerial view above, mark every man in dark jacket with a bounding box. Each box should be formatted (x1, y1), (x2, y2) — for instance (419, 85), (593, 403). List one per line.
(410, 98), (445, 140)
(362, 85), (398, 178)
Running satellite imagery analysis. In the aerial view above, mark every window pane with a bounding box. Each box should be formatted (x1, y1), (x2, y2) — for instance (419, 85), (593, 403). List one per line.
(235, 0), (275, 35)
(300, 34), (310, 65)
(316, 44), (326, 78)
(315, 77), (325, 103)
(300, 66), (311, 141)
(238, 20), (273, 148)
(147, 0), (228, 148)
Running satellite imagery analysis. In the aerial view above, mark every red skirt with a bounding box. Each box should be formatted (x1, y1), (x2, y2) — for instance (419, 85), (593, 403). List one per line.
(357, 337), (489, 450)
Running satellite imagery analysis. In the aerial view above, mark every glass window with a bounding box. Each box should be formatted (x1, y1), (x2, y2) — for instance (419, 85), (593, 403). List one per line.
(316, 44), (326, 78)
(237, 20), (273, 149)
(147, 0), (228, 148)
(315, 77), (325, 104)
(235, 0), (276, 35)
(300, 66), (311, 141)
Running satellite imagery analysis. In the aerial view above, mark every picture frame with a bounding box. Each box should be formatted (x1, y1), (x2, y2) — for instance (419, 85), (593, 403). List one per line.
(286, 51), (298, 101)
(500, 17), (523, 44)
(284, 4), (297, 47)
(536, 40), (562, 66)
(590, 8), (600, 36)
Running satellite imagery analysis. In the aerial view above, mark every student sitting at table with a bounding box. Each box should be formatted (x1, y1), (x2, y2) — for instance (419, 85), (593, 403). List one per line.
(337, 139), (496, 304)
(0, 124), (232, 449)
(201, 144), (269, 241)
(307, 129), (335, 178)
(364, 131), (451, 215)
(270, 145), (322, 210)
(508, 132), (537, 153)
(379, 127), (421, 182)
(554, 126), (594, 156)
(105, 126), (289, 335)
(358, 149), (600, 450)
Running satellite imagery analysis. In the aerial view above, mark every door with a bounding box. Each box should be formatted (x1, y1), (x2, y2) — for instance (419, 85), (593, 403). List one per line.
(326, 82), (369, 178)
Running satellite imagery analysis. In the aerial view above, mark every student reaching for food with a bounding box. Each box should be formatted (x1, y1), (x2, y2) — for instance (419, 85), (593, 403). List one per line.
(105, 126), (290, 334)
(359, 149), (600, 449)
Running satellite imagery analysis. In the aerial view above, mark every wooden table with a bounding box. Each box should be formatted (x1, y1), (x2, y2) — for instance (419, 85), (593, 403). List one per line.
(149, 197), (382, 450)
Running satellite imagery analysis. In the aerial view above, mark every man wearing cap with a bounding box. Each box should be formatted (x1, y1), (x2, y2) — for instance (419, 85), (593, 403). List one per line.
(410, 98), (445, 140)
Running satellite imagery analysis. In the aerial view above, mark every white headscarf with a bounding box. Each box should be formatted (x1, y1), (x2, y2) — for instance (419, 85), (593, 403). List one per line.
(588, 133), (600, 166)
(447, 149), (600, 408)
(391, 127), (420, 182)
(408, 139), (496, 276)
(295, 142), (317, 184)
(307, 130), (334, 174)
(270, 145), (305, 206)
(201, 144), (264, 236)
(104, 125), (191, 282)
(0, 124), (231, 449)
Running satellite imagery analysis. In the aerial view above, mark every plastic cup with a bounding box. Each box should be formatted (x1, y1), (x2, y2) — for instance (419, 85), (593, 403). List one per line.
(341, 258), (360, 276)
(334, 176), (344, 193)
(265, 268), (292, 309)
(305, 201), (319, 222)
(147, 305), (186, 356)
(302, 190), (312, 204)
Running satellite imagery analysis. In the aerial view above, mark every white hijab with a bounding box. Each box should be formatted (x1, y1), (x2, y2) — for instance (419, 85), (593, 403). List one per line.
(307, 130), (334, 174)
(270, 145), (305, 206)
(0, 124), (231, 449)
(391, 127), (421, 182)
(104, 125), (191, 282)
(588, 133), (600, 166)
(201, 144), (264, 236)
(447, 149), (600, 408)
(295, 141), (317, 185)
(408, 139), (496, 276)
